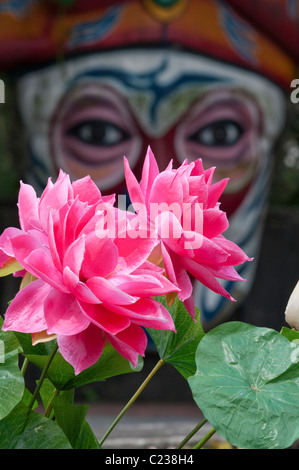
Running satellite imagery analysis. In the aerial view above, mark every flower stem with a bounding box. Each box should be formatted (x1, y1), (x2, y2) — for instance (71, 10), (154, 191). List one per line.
(176, 418), (208, 449)
(99, 358), (165, 448)
(28, 342), (58, 411)
(193, 427), (216, 449)
(21, 357), (29, 377)
(44, 388), (60, 418)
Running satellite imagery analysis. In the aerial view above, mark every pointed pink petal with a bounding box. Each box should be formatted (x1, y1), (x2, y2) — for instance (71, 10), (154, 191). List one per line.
(149, 170), (183, 209)
(86, 276), (138, 305)
(79, 302), (131, 334)
(9, 233), (46, 270)
(18, 182), (40, 232)
(202, 208), (229, 239)
(44, 289), (90, 336)
(48, 211), (62, 271)
(111, 271), (178, 297)
(213, 235), (253, 265)
(2, 279), (50, 332)
(0, 227), (23, 263)
(81, 232), (118, 279)
(63, 267), (100, 303)
(160, 242), (177, 286)
(72, 174), (103, 205)
(114, 232), (157, 274)
(63, 236), (85, 277)
(24, 248), (68, 292)
(38, 171), (72, 230)
(108, 298), (176, 331)
(140, 146), (160, 207)
(207, 264), (245, 281)
(183, 295), (196, 319)
(124, 157), (146, 209)
(188, 175), (208, 208)
(181, 257), (235, 301)
(105, 323), (147, 367)
(207, 178), (229, 208)
(62, 197), (87, 250)
(58, 323), (105, 375)
(166, 250), (192, 301)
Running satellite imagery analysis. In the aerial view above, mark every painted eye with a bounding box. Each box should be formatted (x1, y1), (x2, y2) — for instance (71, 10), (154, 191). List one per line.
(67, 119), (130, 147)
(188, 120), (243, 147)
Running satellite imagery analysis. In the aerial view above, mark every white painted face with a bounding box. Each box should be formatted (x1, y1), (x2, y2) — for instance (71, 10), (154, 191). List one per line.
(17, 48), (286, 326)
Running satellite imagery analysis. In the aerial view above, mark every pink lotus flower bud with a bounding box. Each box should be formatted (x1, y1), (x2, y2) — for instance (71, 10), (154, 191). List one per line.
(285, 281), (299, 331)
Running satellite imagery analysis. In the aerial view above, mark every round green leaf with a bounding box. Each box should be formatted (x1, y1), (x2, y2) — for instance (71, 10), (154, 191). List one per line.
(0, 318), (24, 419)
(188, 321), (299, 449)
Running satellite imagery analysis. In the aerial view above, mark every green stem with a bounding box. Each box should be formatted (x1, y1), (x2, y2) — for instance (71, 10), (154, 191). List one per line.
(44, 388), (60, 418)
(28, 342), (58, 411)
(176, 418), (208, 449)
(193, 427), (216, 449)
(21, 357), (29, 377)
(99, 358), (165, 448)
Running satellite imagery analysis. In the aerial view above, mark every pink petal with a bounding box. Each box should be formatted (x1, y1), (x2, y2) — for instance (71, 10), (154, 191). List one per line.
(86, 276), (138, 305)
(63, 266), (100, 304)
(18, 182), (40, 232)
(105, 323), (147, 367)
(9, 233), (46, 270)
(213, 235), (253, 265)
(72, 174), (103, 205)
(24, 248), (68, 292)
(114, 231), (157, 274)
(2, 279), (50, 333)
(188, 175), (208, 208)
(203, 208), (229, 239)
(48, 211), (62, 271)
(63, 236), (85, 277)
(58, 323), (106, 375)
(44, 289), (90, 336)
(111, 271), (178, 297)
(207, 178), (229, 208)
(149, 170), (183, 209)
(0, 227), (23, 264)
(80, 232), (118, 279)
(183, 295), (196, 319)
(124, 157), (146, 211)
(207, 264), (245, 282)
(109, 298), (176, 330)
(155, 211), (196, 258)
(79, 302), (131, 334)
(38, 171), (72, 230)
(165, 250), (192, 301)
(181, 257), (235, 301)
(62, 197), (87, 250)
(140, 146), (160, 208)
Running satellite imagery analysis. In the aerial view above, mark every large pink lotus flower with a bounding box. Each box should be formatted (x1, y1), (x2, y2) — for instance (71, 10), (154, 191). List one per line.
(0, 170), (177, 374)
(124, 147), (252, 318)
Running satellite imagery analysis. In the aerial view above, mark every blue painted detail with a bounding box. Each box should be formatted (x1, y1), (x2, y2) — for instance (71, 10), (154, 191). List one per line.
(216, 0), (257, 64)
(67, 5), (123, 48)
(70, 57), (229, 125)
(0, 0), (35, 18)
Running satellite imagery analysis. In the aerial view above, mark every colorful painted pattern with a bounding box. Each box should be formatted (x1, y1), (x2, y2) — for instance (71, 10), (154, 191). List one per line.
(0, 0), (297, 88)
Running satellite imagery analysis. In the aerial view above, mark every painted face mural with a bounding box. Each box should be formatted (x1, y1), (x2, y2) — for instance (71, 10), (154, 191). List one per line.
(0, 0), (298, 327)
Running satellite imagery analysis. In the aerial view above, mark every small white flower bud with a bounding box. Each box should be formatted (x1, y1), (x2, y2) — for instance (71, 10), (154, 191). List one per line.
(285, 281), (299, 330)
